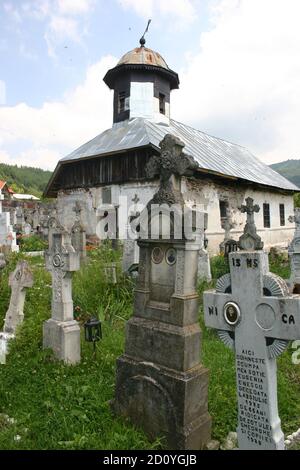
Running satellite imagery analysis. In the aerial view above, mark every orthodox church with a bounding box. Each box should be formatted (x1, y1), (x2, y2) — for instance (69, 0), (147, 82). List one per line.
(44, 37), (298, 256)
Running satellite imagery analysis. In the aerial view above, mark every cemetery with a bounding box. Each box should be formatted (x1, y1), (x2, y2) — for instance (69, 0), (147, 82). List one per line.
(0, 134), (298, 451)
(1, 7), (300, 454)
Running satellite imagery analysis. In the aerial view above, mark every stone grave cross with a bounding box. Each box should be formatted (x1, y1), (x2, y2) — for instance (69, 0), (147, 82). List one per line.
(43, 220), (81, 364)
(4, 261), (34, 334)
(71, 201), (86, 262)
(238, 197), (263, 250)
(204, 204), (300, 449)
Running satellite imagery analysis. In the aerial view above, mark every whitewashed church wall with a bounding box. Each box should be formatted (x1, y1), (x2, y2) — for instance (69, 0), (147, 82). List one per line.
(182, 177), (294, 253)
(57, 178), (295, 254)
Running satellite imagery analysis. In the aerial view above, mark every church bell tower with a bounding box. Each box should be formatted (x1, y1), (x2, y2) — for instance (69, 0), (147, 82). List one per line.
(103, 36), (179, 126)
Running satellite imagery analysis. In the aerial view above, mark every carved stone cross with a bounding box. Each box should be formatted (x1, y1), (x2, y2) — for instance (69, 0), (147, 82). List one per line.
(204, 250), (300, 449)
(71, 202), (86, 261)
(4, 261), (33, 334)
(238, 197), (263, 250)
(43, 221), (81, 364)
(146, 134), (197, 206)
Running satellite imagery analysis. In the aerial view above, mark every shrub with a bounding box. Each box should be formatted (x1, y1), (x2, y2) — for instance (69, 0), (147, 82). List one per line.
(210, 254), (230, 279)
(19, 235), (48, 253)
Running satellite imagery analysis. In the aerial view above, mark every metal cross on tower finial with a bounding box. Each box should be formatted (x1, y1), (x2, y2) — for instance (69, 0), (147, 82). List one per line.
(139, 19), (151, 47)
(238, 197), (263, 251)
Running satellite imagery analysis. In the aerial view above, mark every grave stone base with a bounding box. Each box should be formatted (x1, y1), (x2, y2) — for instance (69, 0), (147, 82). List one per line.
(43, 319), (80, 364)
(113, 355), (211, 450)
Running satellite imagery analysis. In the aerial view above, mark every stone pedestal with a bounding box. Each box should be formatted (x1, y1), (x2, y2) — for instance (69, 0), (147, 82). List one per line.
(114, 239), (211, 449)
(43, 319), (80, 364)
(114, 355), (211, 449)
(113, 135), (211, 449)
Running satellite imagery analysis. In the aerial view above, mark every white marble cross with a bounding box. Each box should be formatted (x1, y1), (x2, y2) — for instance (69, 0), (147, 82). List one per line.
(43, 222), (81, 364)
(204, 250), (300, 450)
(4, 261), (33, 334)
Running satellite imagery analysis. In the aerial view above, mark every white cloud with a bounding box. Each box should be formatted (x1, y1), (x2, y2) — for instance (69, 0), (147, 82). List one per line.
(0, 81), (6, 105)
(45, 15), (82, 57)
(4, 1), (95, 58)
(118, 0), (197, 25)
(172, 0), (300, 163)
(0, 56), (116, 170)
(57, 0), (95, 15)
(3, 2), (22, 23)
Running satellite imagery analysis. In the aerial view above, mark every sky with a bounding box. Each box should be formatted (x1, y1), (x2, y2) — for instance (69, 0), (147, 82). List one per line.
(0, 0), (300, 171)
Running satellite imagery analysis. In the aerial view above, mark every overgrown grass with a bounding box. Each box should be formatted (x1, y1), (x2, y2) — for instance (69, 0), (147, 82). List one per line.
(0, 249), (298, 449)
(19, 235), (48, 253)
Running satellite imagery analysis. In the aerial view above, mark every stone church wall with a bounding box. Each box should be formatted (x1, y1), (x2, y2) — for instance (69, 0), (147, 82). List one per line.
(56, 177), (294, 255)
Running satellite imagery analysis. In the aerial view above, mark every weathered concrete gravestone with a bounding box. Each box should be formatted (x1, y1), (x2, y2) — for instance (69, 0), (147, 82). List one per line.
(288, 208), (300, 292)
(113, 134), (211, 449)
(43, 218), (81, 364)
(0, 261), (33, 364)
(4, 261), (33, 334)
(24, 222), (32, 236)
(204, 199), (300, 450)
(103, 263), (117, 284)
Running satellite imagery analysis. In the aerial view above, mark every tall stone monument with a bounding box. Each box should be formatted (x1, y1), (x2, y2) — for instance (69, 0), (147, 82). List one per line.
(203, 198), (300, 450)
(43, 217), (81, 364)
(113, 134), (211, 450)
(288, 208), (300, 292)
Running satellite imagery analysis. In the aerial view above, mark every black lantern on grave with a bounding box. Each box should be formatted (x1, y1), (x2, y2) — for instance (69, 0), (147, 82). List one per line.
(84, 317), (102, 354)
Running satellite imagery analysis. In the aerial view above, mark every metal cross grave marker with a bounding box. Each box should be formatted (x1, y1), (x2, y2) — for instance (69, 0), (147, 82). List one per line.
(204, 250), (300, 450)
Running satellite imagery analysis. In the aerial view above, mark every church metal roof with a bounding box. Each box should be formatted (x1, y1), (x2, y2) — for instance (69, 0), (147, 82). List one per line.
(57, 118), (298, 192)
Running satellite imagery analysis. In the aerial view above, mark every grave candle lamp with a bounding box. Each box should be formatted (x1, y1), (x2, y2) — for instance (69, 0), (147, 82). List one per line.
(84, 317), (102, 354)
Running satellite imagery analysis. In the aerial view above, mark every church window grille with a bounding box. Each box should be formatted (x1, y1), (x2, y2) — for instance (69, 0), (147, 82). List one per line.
(159, 93), (166, 115)
(279, 204), (285, 226)
(263, 203), (271, 228)
(118, 92), (126, 114)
